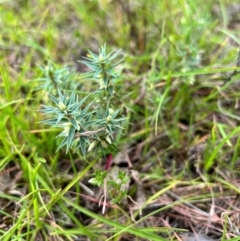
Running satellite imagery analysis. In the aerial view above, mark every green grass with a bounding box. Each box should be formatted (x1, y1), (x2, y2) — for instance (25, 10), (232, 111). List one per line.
(1, 0), (240, 240)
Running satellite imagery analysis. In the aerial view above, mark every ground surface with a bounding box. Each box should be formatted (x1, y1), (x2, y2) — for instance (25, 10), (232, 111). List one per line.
(1, 1), (240, 240)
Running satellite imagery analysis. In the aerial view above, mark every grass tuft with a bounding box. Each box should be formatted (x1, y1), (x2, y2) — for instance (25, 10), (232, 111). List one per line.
(1, 0), (240, 240)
